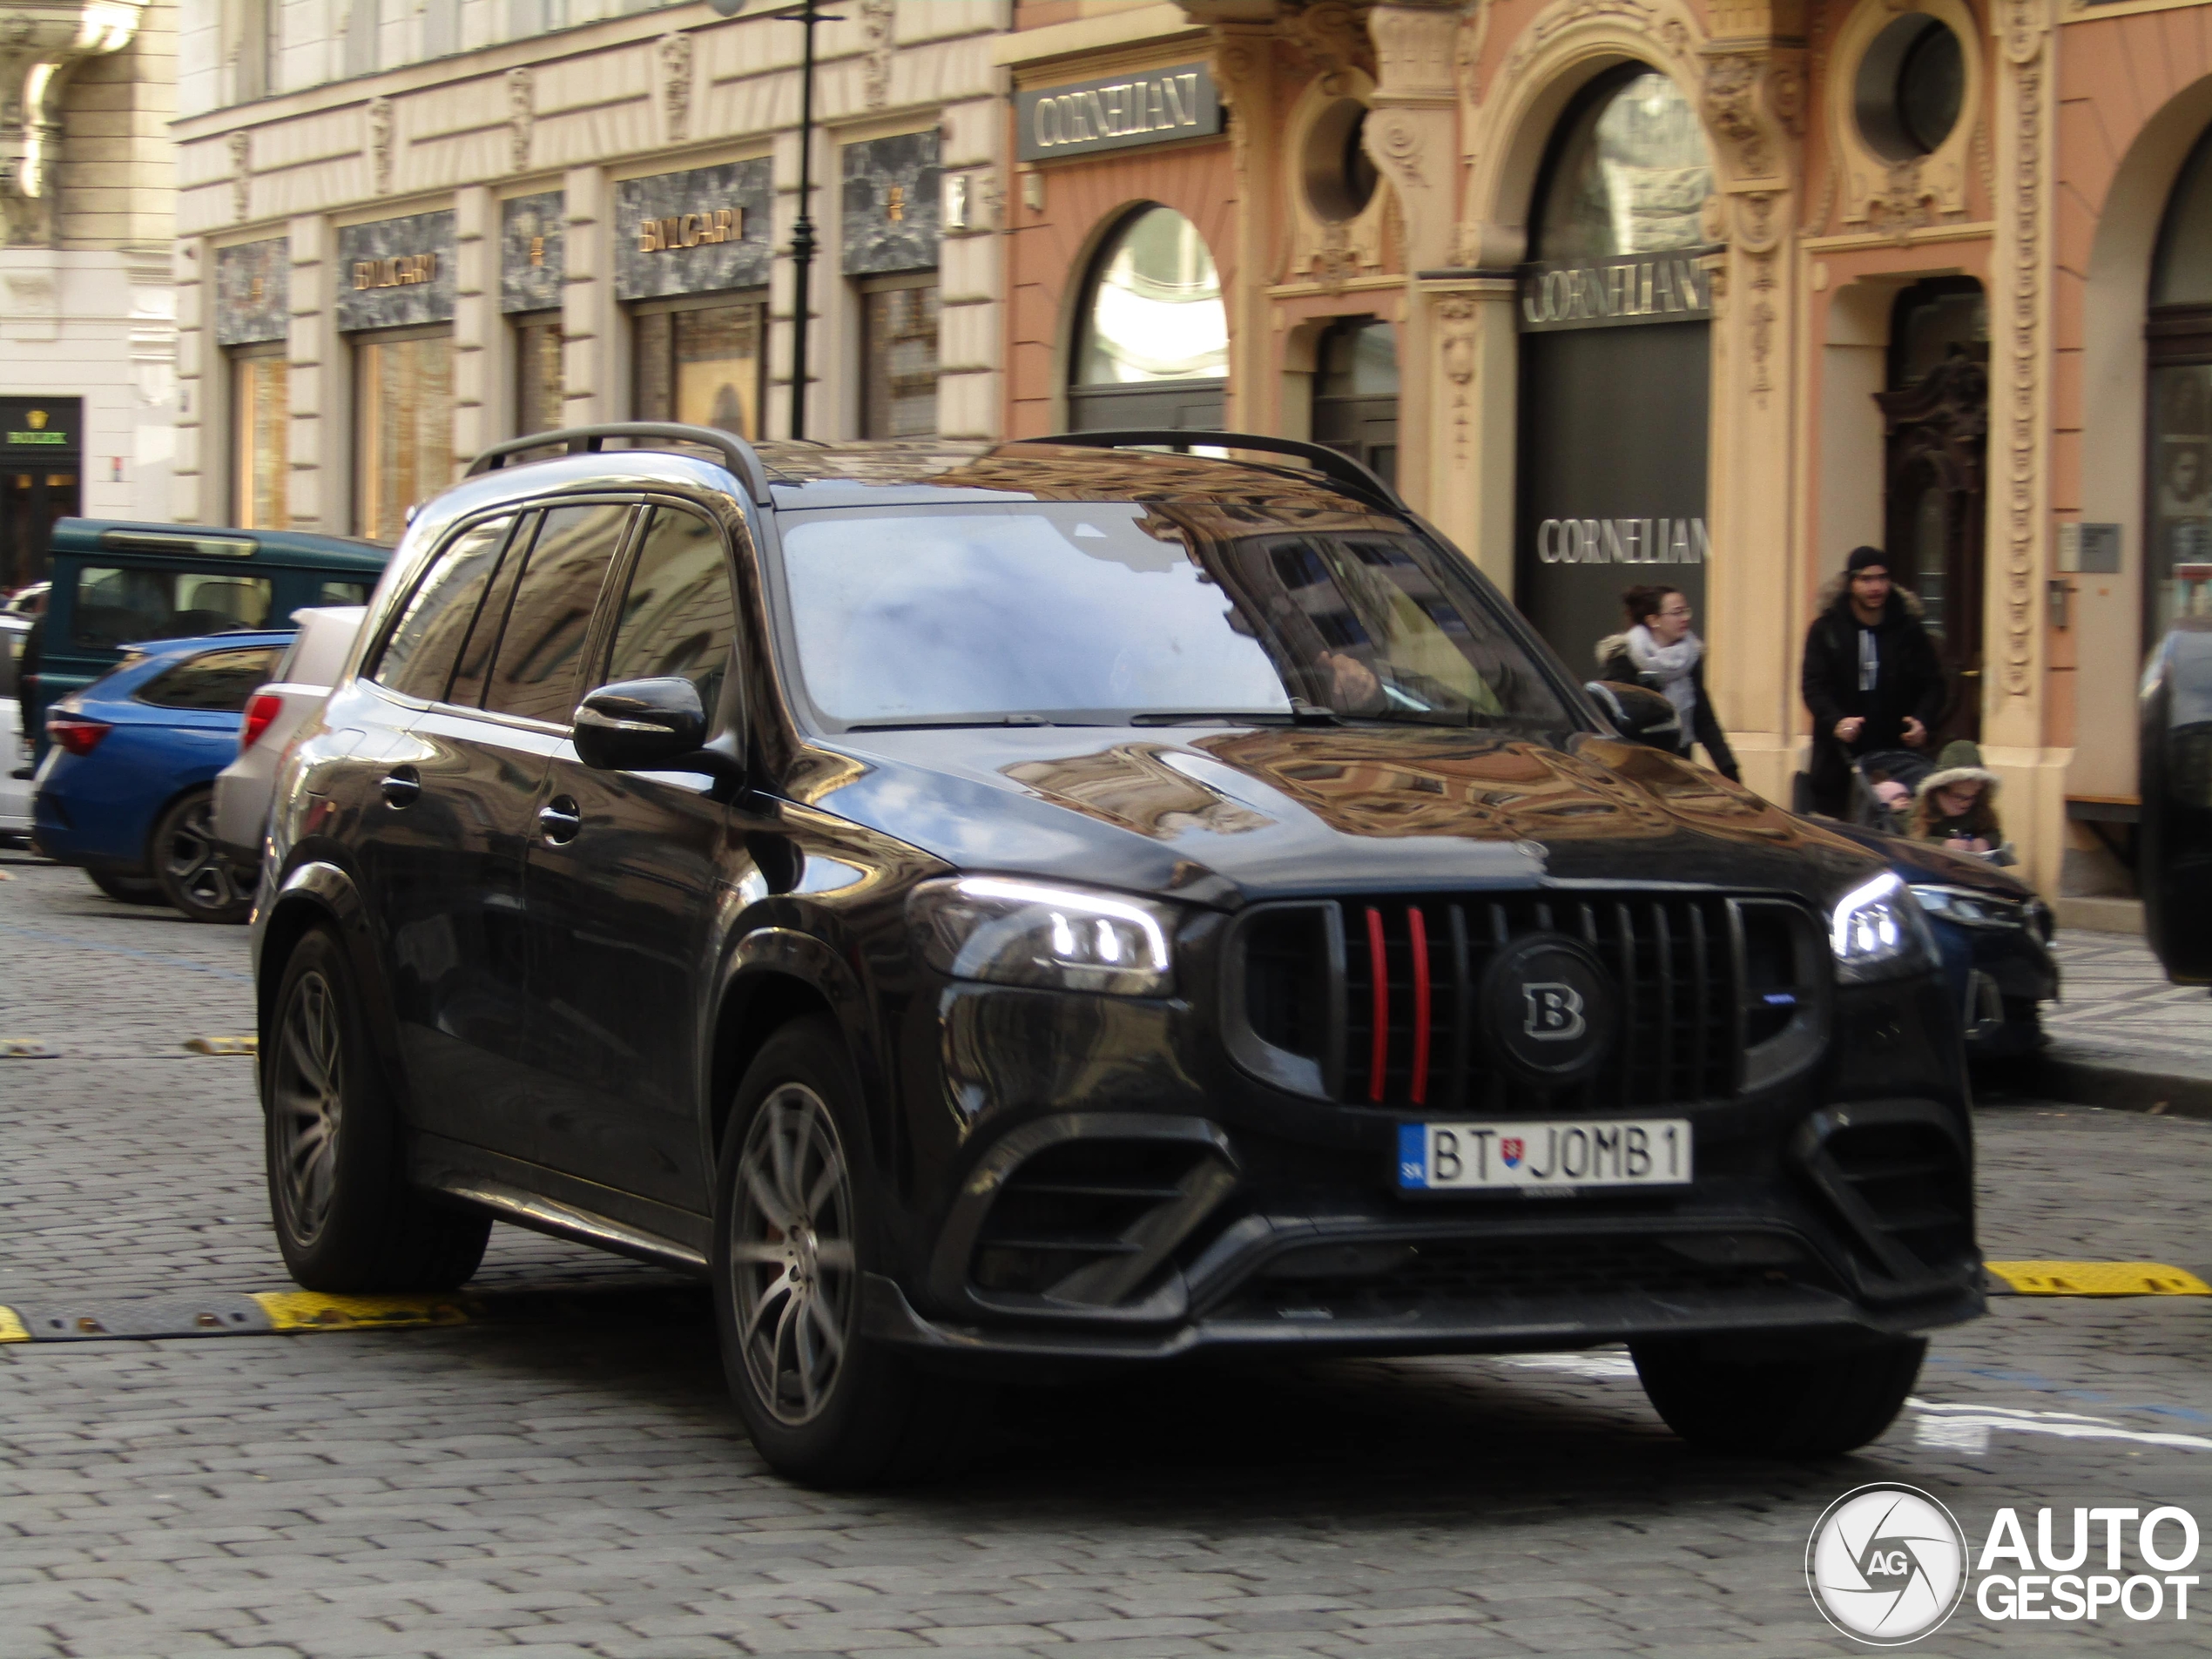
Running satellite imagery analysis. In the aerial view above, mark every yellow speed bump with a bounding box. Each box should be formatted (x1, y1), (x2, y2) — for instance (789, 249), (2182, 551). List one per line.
(0, 1305), (28, 1343)
(185, 1035), (257, 1055)
(1986, 1261), (2212, 1297)
(249, 1291), (475, 1332)
(1, 1039), (51, 1058)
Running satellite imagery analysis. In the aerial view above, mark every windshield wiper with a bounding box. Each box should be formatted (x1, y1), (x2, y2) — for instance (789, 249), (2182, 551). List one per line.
(841, 713), (1107, 732)
(1127, 710), (1296, 727)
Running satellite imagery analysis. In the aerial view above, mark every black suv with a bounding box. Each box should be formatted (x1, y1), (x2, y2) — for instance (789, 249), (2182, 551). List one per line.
(253, 425), (1980, 1484)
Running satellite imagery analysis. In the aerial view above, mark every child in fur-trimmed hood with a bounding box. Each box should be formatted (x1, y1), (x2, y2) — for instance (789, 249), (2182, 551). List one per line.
(1910, 739), (2004, 853)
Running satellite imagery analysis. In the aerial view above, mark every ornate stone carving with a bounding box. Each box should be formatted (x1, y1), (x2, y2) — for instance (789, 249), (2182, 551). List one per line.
(368, 96), (395, 196)
(1284, 0), (1375, 90)
(858, 0), (894, 110)
(1867, 157), (1938, 239)
(1436, 291), (1478, 464)
(1701, 48), (1802, 183)
(506, 68), (534, 173)
(1997, 0), (2052, 698)
(0, 0), (147, 245)
(228, 130), (251, 223)
(1370, 109), (1427, 188)
(1501, 0), (1696, 87)
(660, 31), (694, 144)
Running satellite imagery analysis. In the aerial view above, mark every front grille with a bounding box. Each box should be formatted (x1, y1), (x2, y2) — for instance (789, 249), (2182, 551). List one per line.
(1227, 1233), (1817, 1321)
(1822, 1118), (1973, 1273)
(1234, 893), (1819, 1109)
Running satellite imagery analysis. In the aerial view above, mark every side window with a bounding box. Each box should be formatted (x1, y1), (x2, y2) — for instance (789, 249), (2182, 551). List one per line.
(604, 507), (737, 712)
(370, 516), (514, 702)
(135, 645), (284, 711)
(71, 566), (275, 650)
(482, 502), (632, 724)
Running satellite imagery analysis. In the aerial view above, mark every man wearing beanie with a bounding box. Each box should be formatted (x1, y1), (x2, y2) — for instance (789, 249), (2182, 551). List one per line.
(1799, 546), (1947, 816)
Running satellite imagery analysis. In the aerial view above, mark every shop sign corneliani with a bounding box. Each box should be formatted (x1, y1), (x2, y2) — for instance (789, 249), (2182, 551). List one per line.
(1016, 62), (1222, 162)
(1517, 247), (1717, 333)
(334, 212), (457, 331)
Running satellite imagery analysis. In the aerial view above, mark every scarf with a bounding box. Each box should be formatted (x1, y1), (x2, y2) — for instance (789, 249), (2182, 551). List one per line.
(1622, 624), (1703, 728)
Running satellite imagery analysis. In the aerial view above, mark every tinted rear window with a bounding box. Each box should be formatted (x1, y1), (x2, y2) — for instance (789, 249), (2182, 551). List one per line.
(71, 566), (274, 650)
(136, 645), (283, 711)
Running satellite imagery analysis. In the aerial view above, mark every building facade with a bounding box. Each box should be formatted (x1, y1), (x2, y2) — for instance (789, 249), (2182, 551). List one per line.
(0, 0), (179, 592)
(1004, 0), (2212, 910)
(172, 0), (1008, 544)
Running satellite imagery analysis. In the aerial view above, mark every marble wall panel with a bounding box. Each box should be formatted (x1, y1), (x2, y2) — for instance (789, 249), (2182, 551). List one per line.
(842, 131), (940, 277)
(335, 210), (458, 331)
(215, 239), (292, 346)
(502, 192), (564, 314)
(613, 160), (772, 301)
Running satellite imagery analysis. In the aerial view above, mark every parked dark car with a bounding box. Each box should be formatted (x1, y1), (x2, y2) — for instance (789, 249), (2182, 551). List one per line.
(25, 519), (388, 759)
(253, 425), (1981, 1485)
(34, 631), (291, 919)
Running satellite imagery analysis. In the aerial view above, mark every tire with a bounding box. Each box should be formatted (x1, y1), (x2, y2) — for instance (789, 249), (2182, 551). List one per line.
(711, 1016), (988, 1487)
(151, 787), (253, 923)
(263, 926), (490, 1291)
(88, 868), (165, 904)
(1630, 1334), (1926, 1457)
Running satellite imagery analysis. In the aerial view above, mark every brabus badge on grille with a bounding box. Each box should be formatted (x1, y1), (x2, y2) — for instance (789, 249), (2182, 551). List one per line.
(1480, 934), (1616, 1085)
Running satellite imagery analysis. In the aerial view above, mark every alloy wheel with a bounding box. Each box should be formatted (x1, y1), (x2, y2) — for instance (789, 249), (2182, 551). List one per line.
(730, 1082), (858, 1426)
(162, 796), (240, 913)
(272, 970), (344, 1242)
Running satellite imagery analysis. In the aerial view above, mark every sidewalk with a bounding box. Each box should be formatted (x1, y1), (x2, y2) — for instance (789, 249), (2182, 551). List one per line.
(2035, 927), (2212, 1114)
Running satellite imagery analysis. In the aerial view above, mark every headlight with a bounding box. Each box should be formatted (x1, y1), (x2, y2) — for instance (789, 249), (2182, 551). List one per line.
(1911, 884), (2027, 930)
(1829, 872), (1934, 983)
(909, 876), (1177, 996)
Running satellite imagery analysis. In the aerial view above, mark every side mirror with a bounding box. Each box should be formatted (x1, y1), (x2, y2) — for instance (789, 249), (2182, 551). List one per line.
(572, 677), (709, 772)
(1585, 680), (1682, 751)
(2141, 623), (2212, 983)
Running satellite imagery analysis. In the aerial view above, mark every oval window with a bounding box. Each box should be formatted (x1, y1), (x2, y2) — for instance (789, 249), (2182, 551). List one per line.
(1534, 69), (1713, 262)
(1074, 206), (1229, 386)
(1855, 15), (1965, 163)
(1305, 100), (1379, 224)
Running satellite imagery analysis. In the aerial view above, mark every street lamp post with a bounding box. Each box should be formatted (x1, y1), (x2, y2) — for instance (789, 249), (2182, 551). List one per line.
(708, 0), (839, 441)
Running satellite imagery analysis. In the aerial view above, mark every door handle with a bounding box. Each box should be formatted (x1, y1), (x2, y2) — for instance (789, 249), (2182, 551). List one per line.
(538, 795), (582, 845)
(379, 766), (421, 808)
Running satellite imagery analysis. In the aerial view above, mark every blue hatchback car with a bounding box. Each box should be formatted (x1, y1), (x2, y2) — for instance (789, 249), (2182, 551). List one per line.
(33, 631), (291, 921)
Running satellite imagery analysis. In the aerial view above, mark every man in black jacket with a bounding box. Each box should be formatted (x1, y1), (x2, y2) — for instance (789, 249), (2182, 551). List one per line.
(1801, 546), (1946, 816)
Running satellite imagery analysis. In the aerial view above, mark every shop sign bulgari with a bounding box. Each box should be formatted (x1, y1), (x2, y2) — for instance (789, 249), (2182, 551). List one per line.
(1016, 62), (1222, 162)
(614, 160), (772, 301)
(1517, 247), (1718, 333)
(334, 211), (456, 332)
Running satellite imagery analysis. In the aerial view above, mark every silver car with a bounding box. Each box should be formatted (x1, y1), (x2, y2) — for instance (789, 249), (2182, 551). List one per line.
(212, 605), (366, 867)
(1, 614), (30, 841)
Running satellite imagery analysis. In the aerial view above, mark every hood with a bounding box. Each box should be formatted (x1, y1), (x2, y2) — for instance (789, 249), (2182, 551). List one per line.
(1817, 819), (2033, 898)
(1914, 765), (2000, 802)
(793, 722), (1886, 909)
(1816, 574), (1925, 624)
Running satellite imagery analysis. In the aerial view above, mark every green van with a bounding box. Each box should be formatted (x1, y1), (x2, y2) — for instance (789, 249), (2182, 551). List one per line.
(27, 519), (392, 735)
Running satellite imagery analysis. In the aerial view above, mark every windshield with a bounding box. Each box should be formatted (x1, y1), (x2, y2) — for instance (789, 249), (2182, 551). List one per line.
(775, 502), (1572, 729)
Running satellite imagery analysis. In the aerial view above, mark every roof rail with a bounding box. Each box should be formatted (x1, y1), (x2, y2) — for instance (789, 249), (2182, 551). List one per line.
(1039, 428), (1406, 509)
(464, 422), (772, 504)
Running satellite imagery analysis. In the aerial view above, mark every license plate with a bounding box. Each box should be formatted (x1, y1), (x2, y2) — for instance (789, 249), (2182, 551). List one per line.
(1396, 1119), (1691, 1191)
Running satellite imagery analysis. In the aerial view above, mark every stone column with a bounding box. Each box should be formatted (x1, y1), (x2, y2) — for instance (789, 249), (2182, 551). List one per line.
(938, 93), (1004, 441)
(286, 213), (343, 535)
(1699, 30), (1807, 805)
(1212, 24), (1276, 433)
(562, 166), (614, 429)
(451, 185), (496, 469)
(1984, 0), (2067, 894)
(1415, 273), (1518, 588)
(1365, 1), (1462, 515)
(172, 237), (208, 524)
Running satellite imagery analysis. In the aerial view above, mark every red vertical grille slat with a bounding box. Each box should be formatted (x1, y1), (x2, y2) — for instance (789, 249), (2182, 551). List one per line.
(1365, 906), (1390, 1103)
(1407, 905), (1433, 1104)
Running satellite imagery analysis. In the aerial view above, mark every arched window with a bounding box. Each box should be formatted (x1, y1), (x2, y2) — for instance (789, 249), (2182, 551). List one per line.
(1067, 204), (1227, 432)
(2149, 126), (2212, 639)
(1533, 68), (1712, 261)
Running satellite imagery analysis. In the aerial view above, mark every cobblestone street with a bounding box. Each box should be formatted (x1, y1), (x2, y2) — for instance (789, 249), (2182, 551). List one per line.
(5, 852), (2211, 1659)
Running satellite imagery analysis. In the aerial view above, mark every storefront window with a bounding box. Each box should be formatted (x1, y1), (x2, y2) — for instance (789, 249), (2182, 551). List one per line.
(2148, 129), (2212, 637)
(356, 330), (455, 543)
(1312, 316), (1399, 486)
(860, 278), (940, 438)
(1068, 205), (1227, 432)
(515, 313), (564, 436)
(233, 347), (289, 529)
(634, 299), (765, 436)
(1534, 70), (1712, 260)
